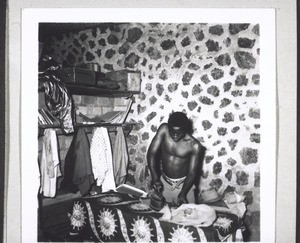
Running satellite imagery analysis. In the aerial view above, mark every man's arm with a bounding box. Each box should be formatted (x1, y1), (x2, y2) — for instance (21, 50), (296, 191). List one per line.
(147, 124), (166, 185)
(177, 141), (203, 205)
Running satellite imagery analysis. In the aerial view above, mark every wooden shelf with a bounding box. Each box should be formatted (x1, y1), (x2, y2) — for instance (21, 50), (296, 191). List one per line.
(39, 83), (139, 97)
(63, 83), (139, 97)
(38, 122), (135, 136)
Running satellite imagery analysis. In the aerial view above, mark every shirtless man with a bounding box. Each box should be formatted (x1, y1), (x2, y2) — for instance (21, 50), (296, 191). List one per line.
(147, 112), (204, 206)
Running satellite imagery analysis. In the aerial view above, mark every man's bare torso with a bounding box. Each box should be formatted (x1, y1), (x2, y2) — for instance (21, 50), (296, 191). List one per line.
(160, 125), (197, 179)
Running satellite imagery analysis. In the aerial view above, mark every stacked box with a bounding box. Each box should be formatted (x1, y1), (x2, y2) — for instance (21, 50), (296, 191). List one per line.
(105, 70), (141, 91)
(63, 67), (95, 85)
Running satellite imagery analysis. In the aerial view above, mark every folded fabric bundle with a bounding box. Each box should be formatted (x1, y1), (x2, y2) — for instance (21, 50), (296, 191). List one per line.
(199, 188), (223, 203)
(160, 203), (217, 227)
(223, 191), (245, 204)
(225, 202), (247, 218)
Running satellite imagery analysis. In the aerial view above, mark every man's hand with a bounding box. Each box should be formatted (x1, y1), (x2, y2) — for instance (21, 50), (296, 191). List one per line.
(153, 181), (163, 196)
(177, 192), (188, 206)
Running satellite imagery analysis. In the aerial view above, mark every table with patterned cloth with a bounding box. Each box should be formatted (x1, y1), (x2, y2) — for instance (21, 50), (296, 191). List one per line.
(66, 191), (244, 242)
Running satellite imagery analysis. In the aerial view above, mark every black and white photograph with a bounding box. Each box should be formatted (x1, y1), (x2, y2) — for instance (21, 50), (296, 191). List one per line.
(20, 8), (277, 242)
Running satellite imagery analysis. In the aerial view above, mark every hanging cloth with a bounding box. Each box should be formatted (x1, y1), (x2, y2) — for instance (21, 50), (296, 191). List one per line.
(90, 127), (116, 192)
(39, 129), (62, 198)
(44, 80), (74, 134)
(60, 128), (94, 196)
(113, 127), (129, 186)
(39, 55), (74, 134)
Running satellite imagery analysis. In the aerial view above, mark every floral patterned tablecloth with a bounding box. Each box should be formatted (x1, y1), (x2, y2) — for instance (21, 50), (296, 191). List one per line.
(67, 192), (244, 242)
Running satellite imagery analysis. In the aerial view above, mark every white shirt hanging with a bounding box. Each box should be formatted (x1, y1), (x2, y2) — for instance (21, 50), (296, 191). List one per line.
(39, 129), (61, 197)
(90, 127), (116, 192)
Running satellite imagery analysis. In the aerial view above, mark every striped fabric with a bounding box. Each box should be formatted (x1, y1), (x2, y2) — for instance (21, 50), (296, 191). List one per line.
(112, 127), (129, 186)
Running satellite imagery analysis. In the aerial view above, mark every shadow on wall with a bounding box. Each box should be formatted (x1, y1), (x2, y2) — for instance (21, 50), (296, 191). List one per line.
(243, 211), (260, 242)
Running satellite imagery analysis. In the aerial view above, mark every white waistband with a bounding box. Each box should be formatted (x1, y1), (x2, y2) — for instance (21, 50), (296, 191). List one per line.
(162, 173), (186, 182)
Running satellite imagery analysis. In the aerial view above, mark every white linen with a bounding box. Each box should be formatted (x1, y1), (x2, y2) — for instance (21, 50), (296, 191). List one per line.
(39, 129), (61, 197)
(90, 127), (116, 192)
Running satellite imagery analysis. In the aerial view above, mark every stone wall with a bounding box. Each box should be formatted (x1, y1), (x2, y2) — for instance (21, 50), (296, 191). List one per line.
(44, 22), (260, 211)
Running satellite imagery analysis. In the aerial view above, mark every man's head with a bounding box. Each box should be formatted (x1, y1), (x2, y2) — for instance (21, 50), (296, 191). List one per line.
(168, 112), (189, 142)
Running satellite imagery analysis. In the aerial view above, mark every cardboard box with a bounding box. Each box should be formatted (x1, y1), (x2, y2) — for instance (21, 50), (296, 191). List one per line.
(63, 67), (95, 85)
(105, 70), (141, 91)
